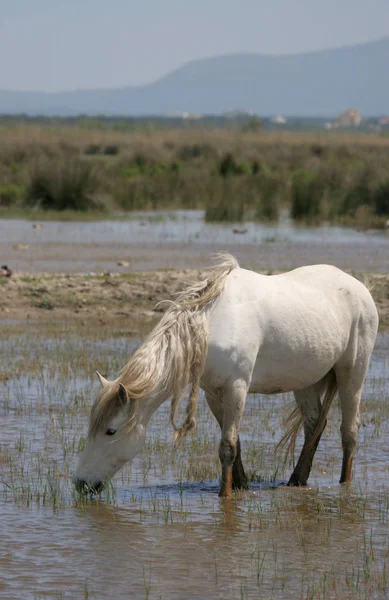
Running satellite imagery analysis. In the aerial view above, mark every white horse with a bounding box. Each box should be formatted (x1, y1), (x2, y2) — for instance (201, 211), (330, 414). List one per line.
(73, 255), (378, 498)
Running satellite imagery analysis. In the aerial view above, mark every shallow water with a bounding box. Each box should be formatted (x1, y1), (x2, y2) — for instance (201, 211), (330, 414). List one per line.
(1, 211), (389, 273)
(1, 324), (389, 599)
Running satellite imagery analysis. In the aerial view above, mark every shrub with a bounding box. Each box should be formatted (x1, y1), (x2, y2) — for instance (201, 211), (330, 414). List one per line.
(119, 172), (186, 211)
(119, 179), (146, 211)
(205, 179), (246, 222)
(84, 144), (101, 155)
(177, 143), (216, 162)
(373, 181), (389, 216)
(311, 144), (326, 157)
(25, 159), (101, 211)
(236, 162), (252, 175)
(0, 184), (24, 206)
(120, 165), (142, 178)
(150, 163), (168, 176)
(217, 153), (255, 177)
(340, 167), (372, 216)
(291, 171), (321, 221)
(254, 175), (281, 222)
(353, 205), (377, 230)
(251, 160), (261, 175)
(205, 196), (245, 222)
(218, 153), (240, 177)
(103, 145), (119, 156)
(11, 163), (21, 174)
(135, 154), (147, 169)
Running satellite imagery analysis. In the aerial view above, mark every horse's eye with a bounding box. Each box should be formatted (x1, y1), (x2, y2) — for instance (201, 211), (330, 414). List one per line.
(106, 428), (117, 436)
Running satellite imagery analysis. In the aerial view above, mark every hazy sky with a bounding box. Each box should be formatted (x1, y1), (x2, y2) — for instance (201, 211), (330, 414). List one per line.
(1, 0), (388, 92)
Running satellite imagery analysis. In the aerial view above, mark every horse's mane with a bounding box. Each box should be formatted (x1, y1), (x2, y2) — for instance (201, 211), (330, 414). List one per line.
(89, 253), (239, 441)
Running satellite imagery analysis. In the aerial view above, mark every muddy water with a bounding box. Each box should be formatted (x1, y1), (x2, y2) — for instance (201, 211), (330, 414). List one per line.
(1, 211), (389, 273)
(1, 325), (389, 599)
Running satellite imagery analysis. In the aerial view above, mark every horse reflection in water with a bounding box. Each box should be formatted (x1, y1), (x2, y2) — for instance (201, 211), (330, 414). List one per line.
(74, 254), (378, 498)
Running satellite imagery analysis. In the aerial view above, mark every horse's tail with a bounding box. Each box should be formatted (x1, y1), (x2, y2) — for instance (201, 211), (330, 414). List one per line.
(170, 254), (239, 446)
(276, 369), (338, 465)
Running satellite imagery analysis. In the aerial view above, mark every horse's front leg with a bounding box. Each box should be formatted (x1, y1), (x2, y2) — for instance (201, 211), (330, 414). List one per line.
(205, 389), (248, 492)
(218, 382), (247, 498)
(232, 437), (248, 491)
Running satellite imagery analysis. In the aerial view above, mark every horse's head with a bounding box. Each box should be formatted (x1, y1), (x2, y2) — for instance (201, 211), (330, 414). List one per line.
(73, 372), (146, 494)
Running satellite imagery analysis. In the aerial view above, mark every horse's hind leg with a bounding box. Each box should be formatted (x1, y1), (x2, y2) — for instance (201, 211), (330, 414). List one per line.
(288, 384), (324, 486)
(335, 359), (370, 483)
(205, 385), (248, 496)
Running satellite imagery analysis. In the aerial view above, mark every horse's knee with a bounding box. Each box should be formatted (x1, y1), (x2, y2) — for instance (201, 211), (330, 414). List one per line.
(218, 439), (237, 498)
(219, 439), (236, 466)
(340, 424), (359, 483)
(340, 423), (359, 450)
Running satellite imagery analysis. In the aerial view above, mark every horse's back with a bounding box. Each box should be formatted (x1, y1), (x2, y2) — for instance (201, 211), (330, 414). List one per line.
(226, 264), (377, 325)
(204, 264), (378, 393)
(274, 264), (378, 333)
(213, 264), (376, 323)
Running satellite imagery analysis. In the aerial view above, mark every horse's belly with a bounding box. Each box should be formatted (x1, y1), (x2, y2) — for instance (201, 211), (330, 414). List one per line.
(250, 352), (337, 394)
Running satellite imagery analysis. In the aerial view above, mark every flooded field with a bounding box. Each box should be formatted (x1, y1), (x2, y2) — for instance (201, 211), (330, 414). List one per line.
(1, 319), (389, 599)
(1, 211), (389, 273)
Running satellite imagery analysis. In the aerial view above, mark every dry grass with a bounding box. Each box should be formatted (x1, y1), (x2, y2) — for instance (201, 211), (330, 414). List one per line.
(1, 124), (389, 225)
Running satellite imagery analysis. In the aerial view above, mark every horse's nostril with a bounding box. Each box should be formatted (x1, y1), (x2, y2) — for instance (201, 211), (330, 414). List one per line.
(74, 478), (104, 495)
(74, 478), (88, 493)
(93, 481), (104, 494)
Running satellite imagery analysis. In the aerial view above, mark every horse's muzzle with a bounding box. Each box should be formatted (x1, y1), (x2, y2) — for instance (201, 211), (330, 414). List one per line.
(73, 477), (105, 495)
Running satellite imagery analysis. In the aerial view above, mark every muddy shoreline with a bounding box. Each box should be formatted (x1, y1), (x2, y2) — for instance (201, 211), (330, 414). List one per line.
(1, 268), (389, 328)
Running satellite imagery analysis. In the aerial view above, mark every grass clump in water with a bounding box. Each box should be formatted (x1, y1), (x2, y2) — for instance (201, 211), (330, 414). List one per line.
(25, 158), (102, 211)
(0, 183), (25, 206)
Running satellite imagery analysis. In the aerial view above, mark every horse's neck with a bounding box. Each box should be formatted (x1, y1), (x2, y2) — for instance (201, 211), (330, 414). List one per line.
(139, 387), (171, 426)
(135, 320), (191, 426)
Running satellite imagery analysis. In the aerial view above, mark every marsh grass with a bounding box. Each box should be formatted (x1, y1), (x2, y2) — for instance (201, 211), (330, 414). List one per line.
(1, 321), (389, 598)
(0, 124), (389, 225)
(291, 162), (389, 226)
(25, 158), (103, 212)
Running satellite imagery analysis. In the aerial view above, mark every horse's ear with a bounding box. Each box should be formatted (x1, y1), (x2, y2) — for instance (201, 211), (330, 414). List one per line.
(96, 371), (109, 388)
(117, 383), (129, 407)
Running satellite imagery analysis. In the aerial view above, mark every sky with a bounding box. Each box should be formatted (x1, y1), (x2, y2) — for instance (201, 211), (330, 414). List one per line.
(1, 0), (389, 92)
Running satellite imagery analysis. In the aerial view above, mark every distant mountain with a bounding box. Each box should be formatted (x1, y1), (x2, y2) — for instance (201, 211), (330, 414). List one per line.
(1, 37), (389, 117)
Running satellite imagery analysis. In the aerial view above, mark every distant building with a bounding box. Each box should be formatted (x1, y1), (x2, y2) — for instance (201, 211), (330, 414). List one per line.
(271, 115), (287, 125)
(336, 109), (361, 127)
(378, 117), (389, 126)
(173, 112), (203, 120)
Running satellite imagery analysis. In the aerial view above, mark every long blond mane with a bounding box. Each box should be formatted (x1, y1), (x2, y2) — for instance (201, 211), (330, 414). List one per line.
(89, 254), (239, 441)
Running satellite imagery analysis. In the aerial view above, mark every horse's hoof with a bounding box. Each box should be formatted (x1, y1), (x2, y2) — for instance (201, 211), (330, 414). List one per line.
(232, 480), (249, 491)
(218, 489), (233, 499)
(287, 476), (307, 487)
